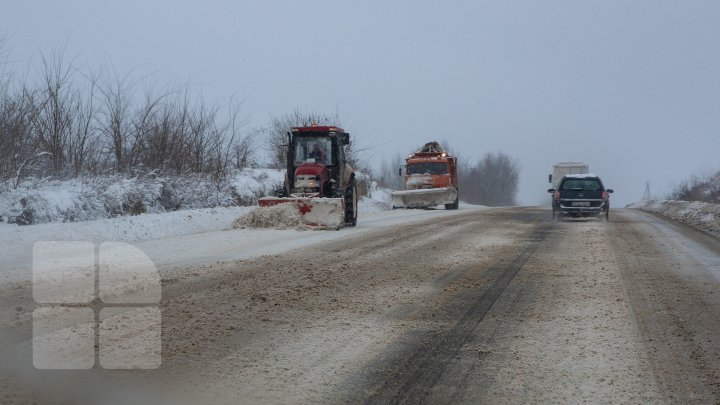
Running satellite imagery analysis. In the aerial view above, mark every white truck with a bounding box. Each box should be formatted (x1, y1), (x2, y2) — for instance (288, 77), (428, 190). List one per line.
(549, 162), (589, 189)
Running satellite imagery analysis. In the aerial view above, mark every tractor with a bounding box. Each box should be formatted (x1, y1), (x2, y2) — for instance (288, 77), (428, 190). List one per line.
(258, 125), (358, 228)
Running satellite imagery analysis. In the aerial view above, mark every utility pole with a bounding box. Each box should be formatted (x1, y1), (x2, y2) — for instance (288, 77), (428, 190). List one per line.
(642, 181), (652, 200)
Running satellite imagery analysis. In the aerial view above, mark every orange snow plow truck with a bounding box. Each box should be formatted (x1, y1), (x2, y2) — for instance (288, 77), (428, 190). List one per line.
(392, 141), (459, 210)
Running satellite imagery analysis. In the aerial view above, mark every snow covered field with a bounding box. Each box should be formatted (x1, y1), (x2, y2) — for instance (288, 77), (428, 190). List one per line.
(628, 200), (720, 237)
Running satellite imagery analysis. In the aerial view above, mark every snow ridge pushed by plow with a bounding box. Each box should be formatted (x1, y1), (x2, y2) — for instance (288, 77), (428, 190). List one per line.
(232, 204), (303, 230)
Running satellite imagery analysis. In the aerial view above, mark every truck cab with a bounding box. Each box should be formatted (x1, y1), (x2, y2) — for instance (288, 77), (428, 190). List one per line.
(392, 141), (459, 210)
(284, 126), (351, 199)
(403, 154), (457, 191)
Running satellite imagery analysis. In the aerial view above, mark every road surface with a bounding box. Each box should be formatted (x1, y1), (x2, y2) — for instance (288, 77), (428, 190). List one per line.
(2, 207), (720, 403)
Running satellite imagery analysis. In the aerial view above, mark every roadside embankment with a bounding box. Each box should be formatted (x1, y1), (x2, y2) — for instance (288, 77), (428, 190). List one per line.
(628, 200), (720, 237)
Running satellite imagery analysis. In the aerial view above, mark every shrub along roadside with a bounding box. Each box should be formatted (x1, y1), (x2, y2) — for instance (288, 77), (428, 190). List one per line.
(0, 169), (284, 225)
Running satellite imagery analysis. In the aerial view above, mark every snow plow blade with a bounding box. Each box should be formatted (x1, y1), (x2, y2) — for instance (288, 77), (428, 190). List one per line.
(391, 187), (458, 209)
(257, 197), (346, 228)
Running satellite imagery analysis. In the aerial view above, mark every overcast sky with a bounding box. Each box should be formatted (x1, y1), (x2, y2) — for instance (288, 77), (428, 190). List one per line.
(3, 0), (719, 206)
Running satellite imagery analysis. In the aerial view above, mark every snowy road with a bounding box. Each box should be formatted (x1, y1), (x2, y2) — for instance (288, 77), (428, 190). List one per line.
(2, 207), (720, 403)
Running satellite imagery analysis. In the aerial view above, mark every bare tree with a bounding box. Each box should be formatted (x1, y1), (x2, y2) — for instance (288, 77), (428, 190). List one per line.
(225, 102), (257, 172)
(134, 90), (190, 175)
(191, 103), (222, 175)
(97, 68), (136, 173)
(377, 152), (404, 190)
(209, 102), (241, 180)
(0, 34), (9, 84)
(0, 38), (41, 186)
(33, 47), (76, 177)
(128, 86), (170, 174)
(0, 37), (260, 189)
(460, 152), (520, 206)
(0, 86), (50, 188)
(669, 169), (720, 203)
(234, 130), (258, 171)
(68, 73), (100, 176)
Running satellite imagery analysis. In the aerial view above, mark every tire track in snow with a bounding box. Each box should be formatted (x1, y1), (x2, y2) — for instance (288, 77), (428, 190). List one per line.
(355, 217), (551, 404)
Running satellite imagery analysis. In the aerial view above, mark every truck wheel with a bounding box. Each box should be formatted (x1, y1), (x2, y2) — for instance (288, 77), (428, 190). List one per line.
(445, 195), (459, 210)
(345, 180), (357, 227)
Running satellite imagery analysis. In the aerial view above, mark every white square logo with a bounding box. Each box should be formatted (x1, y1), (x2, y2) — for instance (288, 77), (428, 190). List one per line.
(33, 241), (162, 369)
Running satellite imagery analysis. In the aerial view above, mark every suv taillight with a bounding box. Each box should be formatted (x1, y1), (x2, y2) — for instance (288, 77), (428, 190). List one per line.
(554, 191), (560, 200)
(602, 191), (609, 200)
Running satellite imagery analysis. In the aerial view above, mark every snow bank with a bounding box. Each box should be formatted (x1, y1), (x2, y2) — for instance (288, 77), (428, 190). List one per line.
(232, 204), (302, 229)
(230, 168), (286, 203)
(0, 206), (254, 284)
(359, 180), (392, 213)
(0, 206), (253, 245)
(0, 169), (284, 226)
(234, 198), (347, 229)
(629, 200), (720, 236)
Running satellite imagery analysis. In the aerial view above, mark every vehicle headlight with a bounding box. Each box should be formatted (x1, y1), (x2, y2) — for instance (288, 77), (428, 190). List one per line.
(296, 175), (320, 189)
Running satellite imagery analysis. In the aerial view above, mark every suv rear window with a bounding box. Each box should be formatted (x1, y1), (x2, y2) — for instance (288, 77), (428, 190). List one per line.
(560, 178), (602, 191)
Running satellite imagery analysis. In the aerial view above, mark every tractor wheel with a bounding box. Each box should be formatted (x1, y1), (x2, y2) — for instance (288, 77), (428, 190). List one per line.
(345, 180), (357, 227)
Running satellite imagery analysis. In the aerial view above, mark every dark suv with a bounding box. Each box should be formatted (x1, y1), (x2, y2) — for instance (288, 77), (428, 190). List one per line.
(547, 174), (613, 221)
